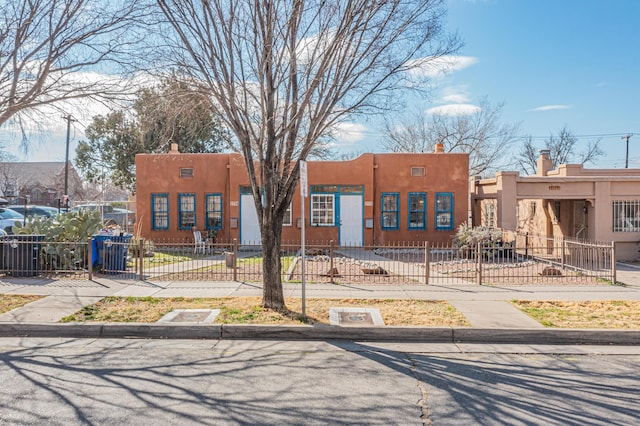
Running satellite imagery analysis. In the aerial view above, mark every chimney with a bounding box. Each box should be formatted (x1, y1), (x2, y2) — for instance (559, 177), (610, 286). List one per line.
(434, 143), (444, 153)
(169, 143), (180, 154)
(536, 149), (553, 176)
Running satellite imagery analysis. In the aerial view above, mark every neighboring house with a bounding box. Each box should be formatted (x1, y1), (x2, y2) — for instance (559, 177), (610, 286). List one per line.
(136, 144), (469, 245)
(0, 161), (84, 207)
(470, 149), (640, 261)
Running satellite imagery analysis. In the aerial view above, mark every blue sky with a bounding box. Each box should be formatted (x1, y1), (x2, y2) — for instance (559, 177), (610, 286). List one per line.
(340, 0), (640, 168)
(3, 0), (639, 170)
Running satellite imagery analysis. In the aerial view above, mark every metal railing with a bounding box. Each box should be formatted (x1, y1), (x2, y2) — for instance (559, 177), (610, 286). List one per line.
(0, 234), (616, 285)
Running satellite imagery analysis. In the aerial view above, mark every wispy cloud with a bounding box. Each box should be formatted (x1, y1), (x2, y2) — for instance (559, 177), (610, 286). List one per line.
(331, 122), (367, 143)
(529, 104), (572, 112)
(407, 55), (478, 79)
(427, 103), (481, 116)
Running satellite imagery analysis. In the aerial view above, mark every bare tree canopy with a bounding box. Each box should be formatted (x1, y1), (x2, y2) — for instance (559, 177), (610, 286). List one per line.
(0, 0), (145, 132)
(156, 0), (461, 309)
(382, 98), (520, 176)
(517, 125), (604, 175)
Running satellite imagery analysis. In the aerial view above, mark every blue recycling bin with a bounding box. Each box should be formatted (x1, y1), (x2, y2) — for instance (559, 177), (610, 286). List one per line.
(93, 234), (132, 273)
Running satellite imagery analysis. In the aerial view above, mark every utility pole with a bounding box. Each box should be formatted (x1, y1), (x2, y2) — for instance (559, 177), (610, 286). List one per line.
(63, 114), (75, 209)
(622, 134), (633, 168)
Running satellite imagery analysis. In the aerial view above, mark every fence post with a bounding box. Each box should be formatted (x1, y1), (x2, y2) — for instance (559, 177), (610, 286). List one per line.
(329, 239), (335, 284)
(88, 237), (93, 280)
(424, 241), (430, 285)
(476, 241), (483, 285)
(611, 241), (616, 284)
(233, 238), (238, 281)
(561, 237), (566, 270)
(525, 232), (529, 258)
(139, 238), (145, 280)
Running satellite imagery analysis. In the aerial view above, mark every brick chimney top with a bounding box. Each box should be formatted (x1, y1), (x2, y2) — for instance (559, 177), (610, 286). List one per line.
(169, 143), (180, 154)
(434, 143), (444, 153)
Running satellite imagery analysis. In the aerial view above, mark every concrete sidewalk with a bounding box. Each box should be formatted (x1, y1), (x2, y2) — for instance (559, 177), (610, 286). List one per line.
(0, 263), (640, 343)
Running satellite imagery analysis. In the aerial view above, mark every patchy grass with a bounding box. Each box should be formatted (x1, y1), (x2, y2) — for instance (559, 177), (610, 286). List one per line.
(60, 296), (470, 326)
(0, 295), (43, 314)
(513, 300), (640, 328)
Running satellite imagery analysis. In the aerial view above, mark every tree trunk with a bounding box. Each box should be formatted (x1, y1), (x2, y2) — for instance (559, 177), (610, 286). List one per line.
(261, 211), (286, 310)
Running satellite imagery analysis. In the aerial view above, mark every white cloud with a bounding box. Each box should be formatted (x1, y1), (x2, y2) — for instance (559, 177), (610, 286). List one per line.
(529, 104), (572, 112)
(426, 103), (480, 116)
(330, 122), (367, 143)
(407, 55), (478, 79)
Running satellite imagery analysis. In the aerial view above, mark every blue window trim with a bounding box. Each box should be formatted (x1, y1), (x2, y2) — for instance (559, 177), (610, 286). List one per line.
(178, 193), (196, 230)
(151, 193), (169, 230)
(381, 192), (400, 230)
(408, 192), (427, 230)
(435, 192), (454, 231)
(309, 185), (364, 227)
(205, 193), (223, 230)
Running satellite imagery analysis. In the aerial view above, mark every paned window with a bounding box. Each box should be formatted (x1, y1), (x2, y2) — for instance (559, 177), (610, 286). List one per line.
(311, 194), (335, 226)
(178, 193), (196, 229)
(152, 193), (169, 230)
(205, 194), (223, 230)
(435, 192), (454, 230)
(283, 203), (292, 226)
(613, 200), (640, 232)
(408, 192), (426, 230)
(381, 193), (399, 230)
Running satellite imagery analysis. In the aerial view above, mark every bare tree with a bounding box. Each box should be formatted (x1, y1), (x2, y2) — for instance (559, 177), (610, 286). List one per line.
(382, 99), (520, 176)
(157, 0), (461, 309)
(0, 0), (145, 141)
(517, 125), (604, 175)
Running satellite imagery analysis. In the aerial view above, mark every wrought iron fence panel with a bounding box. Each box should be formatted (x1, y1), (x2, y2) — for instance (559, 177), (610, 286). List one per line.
(0, 234), (615, 285)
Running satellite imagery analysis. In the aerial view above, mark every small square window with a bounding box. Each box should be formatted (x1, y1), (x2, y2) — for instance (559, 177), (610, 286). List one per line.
(180, 168), (194, 178)
(411, 167), (425, 176)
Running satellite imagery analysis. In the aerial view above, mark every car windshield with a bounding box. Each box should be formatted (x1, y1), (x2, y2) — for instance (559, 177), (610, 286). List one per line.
(0, 208), (24, 219)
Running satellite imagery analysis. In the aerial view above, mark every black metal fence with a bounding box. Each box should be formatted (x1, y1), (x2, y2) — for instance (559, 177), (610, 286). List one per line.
(0, 233), (617, 285)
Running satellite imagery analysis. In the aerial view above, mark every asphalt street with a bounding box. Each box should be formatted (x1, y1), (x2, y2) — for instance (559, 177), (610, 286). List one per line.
(0, 338), (638, 425)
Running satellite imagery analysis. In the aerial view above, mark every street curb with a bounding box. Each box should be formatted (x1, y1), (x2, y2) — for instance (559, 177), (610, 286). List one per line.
(1, 323), (639, 345)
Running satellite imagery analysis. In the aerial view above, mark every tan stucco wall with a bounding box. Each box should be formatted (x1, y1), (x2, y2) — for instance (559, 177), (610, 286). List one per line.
(471, 163), (640, 261)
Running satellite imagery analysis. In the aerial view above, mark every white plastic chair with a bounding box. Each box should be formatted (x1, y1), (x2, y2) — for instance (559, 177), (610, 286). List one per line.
(193, 230), (206, 254)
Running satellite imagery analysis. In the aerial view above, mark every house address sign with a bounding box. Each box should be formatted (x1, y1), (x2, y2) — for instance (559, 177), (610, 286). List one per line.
(230, 201), (239, 206)
(548, 185), (561, 191)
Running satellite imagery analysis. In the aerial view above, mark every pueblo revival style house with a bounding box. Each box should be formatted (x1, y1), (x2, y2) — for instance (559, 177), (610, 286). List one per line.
(471, 149), (640, 261)
(135, 144), (469, 246)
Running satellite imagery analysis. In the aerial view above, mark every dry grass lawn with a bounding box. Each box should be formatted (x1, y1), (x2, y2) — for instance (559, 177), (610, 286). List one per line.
(513, 300), (640, 329)
(0, 295), (43, 314)
(61, 296), (470, 326)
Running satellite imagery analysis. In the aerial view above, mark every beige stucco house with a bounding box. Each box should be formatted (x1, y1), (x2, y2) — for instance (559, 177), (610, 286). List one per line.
(471, 150), (640, 261)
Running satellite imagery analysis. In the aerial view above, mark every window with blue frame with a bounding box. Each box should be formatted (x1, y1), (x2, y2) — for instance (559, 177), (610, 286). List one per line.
(205, 193), (223, 230)
(435, 192), (454, 230)
(178, 193), (196, 229)
(151, 193), (169, 230)
(408, 192), (426, 230)
(381, 193), (399, 230)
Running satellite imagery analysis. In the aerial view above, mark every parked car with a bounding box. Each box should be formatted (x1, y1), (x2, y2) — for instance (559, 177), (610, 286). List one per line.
(6, 205), (59, 218)
(0, 207), (25, 234)
(71, 204), (134, 228)
(112, 208), (136, 228)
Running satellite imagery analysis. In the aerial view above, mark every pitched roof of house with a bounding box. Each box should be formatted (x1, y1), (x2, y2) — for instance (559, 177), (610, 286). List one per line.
(0, 161), (77, 189)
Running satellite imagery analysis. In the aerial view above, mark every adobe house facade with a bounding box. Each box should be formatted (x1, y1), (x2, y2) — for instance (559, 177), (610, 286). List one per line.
(135, 144), (469, 246)
(471, 150), (640, 261)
